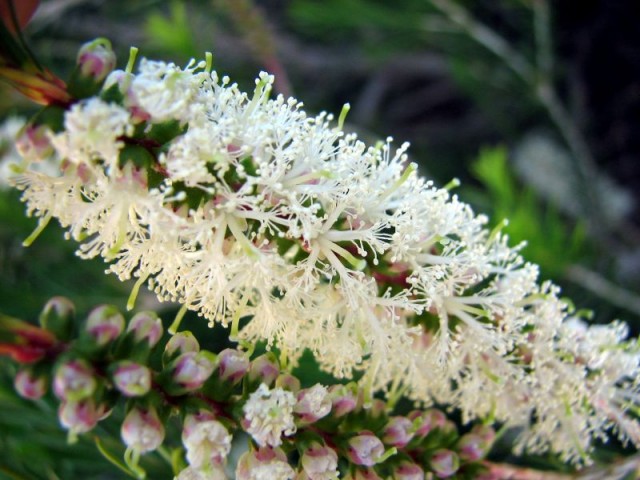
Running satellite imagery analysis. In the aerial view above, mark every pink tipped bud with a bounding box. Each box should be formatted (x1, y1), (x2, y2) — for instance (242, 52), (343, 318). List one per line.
(59, 399), (100, 435)
(164, 331), (199, 361)
(458, 427), (495, 462)
(128, 311), (163, 347)
(14, 369), (47, 400)
(408, 408), (447, 438)
(85, 305), (124, 346)
(77, 38), (116, 82)
(429, 449), (459, 478)
(172, 351), (216, 391)
(16, 124), (53, 161)
(53, 359), (96, 401)
(275, 373), (300, 393)
(328, 383), (358, 417)
(382, 416), (414, 448)
(346, 432), (385, 467)
(236, 447), (295, 480)
(294, 384), (332, 424)
(248, 353), (280, 386)
(39, 296), (75, 340)
(301, 442), (339, 480)
(112, 361), (152, 397)
(217, 348), (249, 384)
(121, 405), (165, 453)
(393, 461), (425, 480)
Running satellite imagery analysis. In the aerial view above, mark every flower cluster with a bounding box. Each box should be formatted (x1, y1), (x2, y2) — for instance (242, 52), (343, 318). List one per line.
(3, 298), (494, 479)
(10, 40), (640, 463)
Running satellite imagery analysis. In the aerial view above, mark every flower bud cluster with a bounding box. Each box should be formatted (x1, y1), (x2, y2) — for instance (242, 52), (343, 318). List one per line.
(5, 298), (497, 479)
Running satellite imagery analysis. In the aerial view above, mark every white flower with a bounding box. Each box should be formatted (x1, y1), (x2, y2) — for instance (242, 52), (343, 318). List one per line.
(182, 418), (232, 468)
(49, 98), (132, 172)
(243, 384), (296, 447)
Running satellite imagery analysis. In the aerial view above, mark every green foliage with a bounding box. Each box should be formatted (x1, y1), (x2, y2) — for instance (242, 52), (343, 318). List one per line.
(467, 146), (588, 277)
(144, 1), (198, 60)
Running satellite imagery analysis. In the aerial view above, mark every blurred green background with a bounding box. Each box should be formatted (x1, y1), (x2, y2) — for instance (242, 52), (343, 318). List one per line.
(1, 0), (639, 478)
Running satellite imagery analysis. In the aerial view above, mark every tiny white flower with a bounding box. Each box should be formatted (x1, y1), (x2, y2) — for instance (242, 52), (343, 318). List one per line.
(243, 384), (296, 447)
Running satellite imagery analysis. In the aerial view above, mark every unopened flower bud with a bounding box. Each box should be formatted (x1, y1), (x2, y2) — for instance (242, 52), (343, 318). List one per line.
(77, 38), (116, 83)
(217, 348), (249, 384)
(236, 447), (295, 480)
(14, 368), (47, 400)
(39, 296), (75, 340)
(164, 331), (199, 367)
(182, 414), (232, 468)
(171, 351), (216, 392)
(300, 442), (339, 480)
(328, 383), (358, 417)
(59, 399), (100, 435)
(111, 361), (152, 397)
(128, 311), (163, 347)
(53, 359), (96, 401)
(248, 353), (280, 386)
(85, 304), (124, 346)
(276, 373), (300, 393)
(121, 405), (165, 453)
(408, 408), (446, 438)
(456, 432), (493, 462)
(294, 384), (332, 424)
(346, 432), (385, 467)
(429, 449), (459, 478)
(16, 124), (53, 161)
(392, 461), (424, 480)
(382, 416), (414, 448)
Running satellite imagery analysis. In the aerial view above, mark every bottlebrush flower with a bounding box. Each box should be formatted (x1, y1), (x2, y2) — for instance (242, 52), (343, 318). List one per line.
(12, 45), (640, 464)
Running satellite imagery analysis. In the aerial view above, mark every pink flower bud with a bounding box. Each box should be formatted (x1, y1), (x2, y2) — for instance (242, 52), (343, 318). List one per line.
(294, 384), (332, 424)
(328, 384), (358, 417)
(182, 414), (232, 468)
(128, 311), (163, 347)
(217, 348), (249, 384)
(16, 124), (53, 160)
(392, 461), (425, 480)
(164, 330), (199, 359)
(408, 408), (447, 438)
(112, 361), (152, 397)
(429, 449), (459, 478)
(172, 351), (216, 391)
(39, 296), (75, 340)
(346, 432), (385, 467)
(53, 359), (96, 401)
(382, 416), (414, 448)
(121, 406), (165, 453)
(85, 305), (124, 346)
(77, 38), (116, 82)
(458, 427), (494, 462)
(300, 442), (339, 480)
(14, 369), (47, 400)
(275, 373), (300, 393)
(236, 447), (295, 480)
(248, 353), (280, 386)
(58, 399), (100, 435)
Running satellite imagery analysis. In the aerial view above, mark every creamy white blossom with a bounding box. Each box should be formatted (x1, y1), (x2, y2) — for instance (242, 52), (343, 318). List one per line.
(12, 53), (640, 463)
(243, 384), (296, 447)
